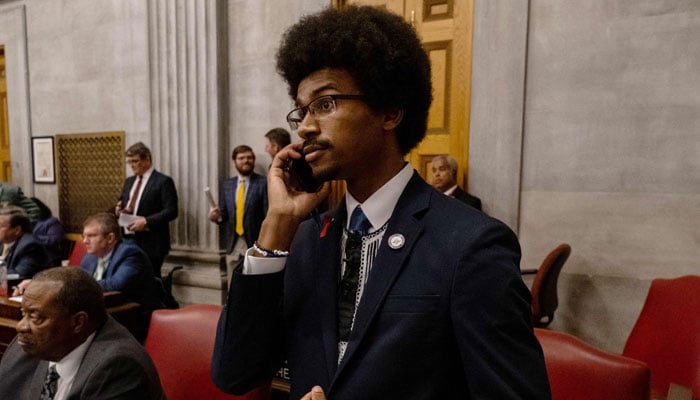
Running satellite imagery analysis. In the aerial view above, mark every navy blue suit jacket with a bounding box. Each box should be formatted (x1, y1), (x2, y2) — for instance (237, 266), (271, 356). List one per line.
(119, 170), (178, 272)
(212, 172), (550, 399)
(81, 240), (163, 312)
(5, 233), (49, 279)
(217, 172), (267, 251)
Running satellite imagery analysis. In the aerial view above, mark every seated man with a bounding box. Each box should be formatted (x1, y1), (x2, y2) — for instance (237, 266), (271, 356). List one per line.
(79, 212), (165, 340)
(0, 267), (165, 399)
(0, 206), (49, 279)
(13, 213), (166, 341)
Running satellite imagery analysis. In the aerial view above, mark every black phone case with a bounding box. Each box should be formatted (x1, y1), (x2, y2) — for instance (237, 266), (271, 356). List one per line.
(290, 158), (322, 193)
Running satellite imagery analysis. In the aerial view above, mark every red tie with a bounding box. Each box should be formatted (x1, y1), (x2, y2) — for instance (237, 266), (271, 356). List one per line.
(126, 175), (143, 213)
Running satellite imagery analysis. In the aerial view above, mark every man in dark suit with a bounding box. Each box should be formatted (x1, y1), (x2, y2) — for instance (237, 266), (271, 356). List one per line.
(208, 145), (267, 280)
(0, 267), (164, 399)
(80, 212), (164, 341)
(116, 142), (178, 278)
(431, 154), (482, 211)
(0, 206), (49, 279)
(212, 6), (550, 400)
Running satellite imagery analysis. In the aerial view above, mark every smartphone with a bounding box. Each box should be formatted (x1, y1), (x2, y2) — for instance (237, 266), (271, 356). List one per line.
(290, 156), (322, 193)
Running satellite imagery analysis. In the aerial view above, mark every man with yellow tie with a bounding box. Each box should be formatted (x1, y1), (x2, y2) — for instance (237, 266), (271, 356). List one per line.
(208, 145), (268, 282)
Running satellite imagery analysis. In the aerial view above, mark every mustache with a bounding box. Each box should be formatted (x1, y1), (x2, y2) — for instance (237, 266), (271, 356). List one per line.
(302, 139), (331, 154)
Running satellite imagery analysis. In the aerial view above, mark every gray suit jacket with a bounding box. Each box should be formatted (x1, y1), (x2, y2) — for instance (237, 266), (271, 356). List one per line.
(0, 317), (165, 400)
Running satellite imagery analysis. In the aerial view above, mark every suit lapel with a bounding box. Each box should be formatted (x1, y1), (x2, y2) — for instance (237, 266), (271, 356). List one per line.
(29, 360), (50, 399)
(138, 171), (158, 211)
(317, 206), (345, 379)
(332, 174), (431, 379)
(229, 176), (239, 217)
(243, 174), (256, 211)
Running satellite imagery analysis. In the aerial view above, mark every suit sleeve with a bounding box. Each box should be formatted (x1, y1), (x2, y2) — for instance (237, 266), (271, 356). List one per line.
(451, 222), (551, 398)
(119, 178), (132, 207)
(8, 242), (49, 279)
(32, 218), (64, 247)
(97, 249), (148, 293)
(218, 180), (230, 224)
(211, 263), (285, 394)
(144, 175), (178, 228)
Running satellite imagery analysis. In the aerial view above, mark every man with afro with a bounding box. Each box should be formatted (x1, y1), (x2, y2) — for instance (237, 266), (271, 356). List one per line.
(213, 6), (550, 400)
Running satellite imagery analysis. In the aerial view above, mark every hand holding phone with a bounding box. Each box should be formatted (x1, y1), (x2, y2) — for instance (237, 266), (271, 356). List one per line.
(290, 156), (322, 193)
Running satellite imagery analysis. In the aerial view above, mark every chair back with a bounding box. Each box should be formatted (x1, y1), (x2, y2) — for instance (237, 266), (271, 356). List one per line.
(531, 243), (571, 327)
(144, 304), (271, 400)
(623, 275), (700, 400)
(536, 328), (650, 400)
(67, 238), (87, 267)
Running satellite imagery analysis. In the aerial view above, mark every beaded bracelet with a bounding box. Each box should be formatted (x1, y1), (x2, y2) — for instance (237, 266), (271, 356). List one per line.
(252, 242), (290, 258)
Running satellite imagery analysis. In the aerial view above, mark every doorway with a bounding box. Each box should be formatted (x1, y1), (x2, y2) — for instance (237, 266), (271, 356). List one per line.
(0, 45), (11, 181)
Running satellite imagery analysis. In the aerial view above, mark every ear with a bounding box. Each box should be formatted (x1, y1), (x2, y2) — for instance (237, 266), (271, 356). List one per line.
(72, 311), (89, 334)
(107, 232), (117, 246)
(382, 108), (404, 131)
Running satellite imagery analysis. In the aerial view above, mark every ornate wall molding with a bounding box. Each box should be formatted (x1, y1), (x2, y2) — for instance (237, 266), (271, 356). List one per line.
(56, 132), (125, 233)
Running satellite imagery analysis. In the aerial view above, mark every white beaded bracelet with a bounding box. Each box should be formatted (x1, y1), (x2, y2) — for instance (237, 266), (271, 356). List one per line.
(252, 242), (290, 258)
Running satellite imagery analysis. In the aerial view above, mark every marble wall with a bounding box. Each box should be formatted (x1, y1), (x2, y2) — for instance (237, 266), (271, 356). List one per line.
(472, 0), (700, 352)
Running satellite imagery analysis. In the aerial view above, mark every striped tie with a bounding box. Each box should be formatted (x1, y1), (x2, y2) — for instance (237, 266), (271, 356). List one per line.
(235, 179), (245, 236)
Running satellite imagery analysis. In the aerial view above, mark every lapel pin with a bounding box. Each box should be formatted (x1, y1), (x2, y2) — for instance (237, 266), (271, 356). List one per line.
(387, 234), (405, 250)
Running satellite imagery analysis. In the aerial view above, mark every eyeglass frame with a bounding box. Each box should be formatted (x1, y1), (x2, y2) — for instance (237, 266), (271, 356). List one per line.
(286, 94), (366, 130)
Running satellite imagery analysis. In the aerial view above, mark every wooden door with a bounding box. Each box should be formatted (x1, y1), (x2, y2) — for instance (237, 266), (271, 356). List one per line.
(340, 0), (474, 189)
(0, 45), (11, 182)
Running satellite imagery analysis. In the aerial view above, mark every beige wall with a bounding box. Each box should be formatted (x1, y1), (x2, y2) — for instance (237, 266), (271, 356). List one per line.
(472, 0), (700, 352)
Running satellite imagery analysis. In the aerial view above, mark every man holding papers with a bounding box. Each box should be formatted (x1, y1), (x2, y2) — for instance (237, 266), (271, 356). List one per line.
(115, 142), (178, 278)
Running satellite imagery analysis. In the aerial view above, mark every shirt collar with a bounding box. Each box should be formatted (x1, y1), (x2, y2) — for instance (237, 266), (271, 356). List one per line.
(345, 163), (414, 233)
(51, 331), (97, 394)
(443, 185), (458, 197)
(137, 166), (155, 180)
(98, 248), (114, 264)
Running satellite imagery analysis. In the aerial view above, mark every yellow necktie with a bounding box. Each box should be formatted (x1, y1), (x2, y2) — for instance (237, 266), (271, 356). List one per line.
(236, 179), (245, 235)
(1, 243), (10, 259)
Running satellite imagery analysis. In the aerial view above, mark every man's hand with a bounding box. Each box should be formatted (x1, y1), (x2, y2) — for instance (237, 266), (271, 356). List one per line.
(256, 143), (330, 251)
(115, 200), (124, 216)
(12, 279), (31, 296)
(208, 206), (222, 222)
(301, 386), (327, 400)
(128, 216), (148, 232)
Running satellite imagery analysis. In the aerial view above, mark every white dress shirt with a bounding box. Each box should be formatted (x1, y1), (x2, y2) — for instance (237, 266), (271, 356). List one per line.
(50, 331), (97, 400)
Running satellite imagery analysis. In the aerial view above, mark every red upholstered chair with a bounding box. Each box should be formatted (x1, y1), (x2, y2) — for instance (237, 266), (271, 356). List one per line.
(522, 243), (571, 328)
(144, 304), (271, 400)
(623, 275), (700, 400)
(535, 328), (650, 400)
(66, 237), (87, 267)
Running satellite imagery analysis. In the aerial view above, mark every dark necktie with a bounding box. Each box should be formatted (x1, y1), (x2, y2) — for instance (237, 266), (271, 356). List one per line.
(40, 365), (59, 400)
(126, 175), (143, 213)
(338, 206), (371, 342)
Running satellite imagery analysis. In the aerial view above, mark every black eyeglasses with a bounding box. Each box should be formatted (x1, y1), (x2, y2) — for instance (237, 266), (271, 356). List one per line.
(286, 94), (366, 130)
